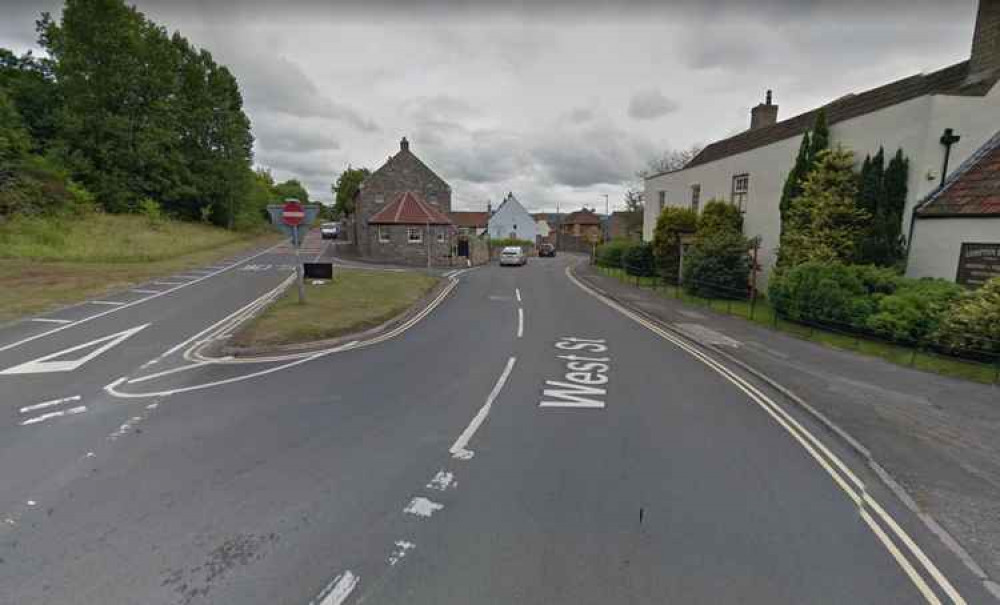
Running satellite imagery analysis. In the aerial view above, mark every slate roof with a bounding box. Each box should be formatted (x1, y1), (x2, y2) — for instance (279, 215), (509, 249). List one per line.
(368, 191), (453, 225)
(562, 209), (602, 225)
(656, 60), (998, 176)
(449, 211), (490, 228)
(917, 130), (1000, 217)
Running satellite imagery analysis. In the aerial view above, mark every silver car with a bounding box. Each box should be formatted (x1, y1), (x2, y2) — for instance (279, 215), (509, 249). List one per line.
(499, 246), (527, 266)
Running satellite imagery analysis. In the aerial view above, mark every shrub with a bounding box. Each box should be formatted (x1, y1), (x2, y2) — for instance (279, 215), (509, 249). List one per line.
(623, 241), (655, 277)
(651, 206), (697, 282)
(683, 231), (751, 299)
(865, 279), (963, 343)
(596, 238), (632, 268)
(138, 197), (166, 228)
(490, 237), (533, 250)
(697, 199), (742, 237)
(935, 278), (1000, 356)
(768, 262), (881, 327)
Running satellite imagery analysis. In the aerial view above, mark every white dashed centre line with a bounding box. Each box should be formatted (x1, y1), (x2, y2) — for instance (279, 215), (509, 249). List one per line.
(517, 308), (524, 338)
(449, 356), (517, 460)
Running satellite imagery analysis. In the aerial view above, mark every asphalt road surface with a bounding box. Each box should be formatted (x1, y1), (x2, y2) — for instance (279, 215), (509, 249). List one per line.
(0, 250), (992, 604)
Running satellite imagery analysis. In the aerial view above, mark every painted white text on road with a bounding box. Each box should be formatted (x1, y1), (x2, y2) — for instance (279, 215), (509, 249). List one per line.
(540, 337), (609, 409)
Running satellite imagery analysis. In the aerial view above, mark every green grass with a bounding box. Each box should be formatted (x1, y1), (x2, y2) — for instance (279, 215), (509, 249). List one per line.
(232, 269), (440, 347)
(596, 265), (999, 384)
(0, 213), (281, 321)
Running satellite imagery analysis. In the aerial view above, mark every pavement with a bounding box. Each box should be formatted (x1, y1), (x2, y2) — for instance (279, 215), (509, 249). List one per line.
(0, 250), (994, 604)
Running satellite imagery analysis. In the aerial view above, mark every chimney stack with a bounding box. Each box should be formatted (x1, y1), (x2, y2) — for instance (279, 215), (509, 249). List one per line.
(970, 0), (1000, 79)
(400, 136), (410, 152)
(750, 89), (778, 130)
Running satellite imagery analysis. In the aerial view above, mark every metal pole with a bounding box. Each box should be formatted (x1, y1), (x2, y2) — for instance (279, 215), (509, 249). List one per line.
(294, 224), (306, 304)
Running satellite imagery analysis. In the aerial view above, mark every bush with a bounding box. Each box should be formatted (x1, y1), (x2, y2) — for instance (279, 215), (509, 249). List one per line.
(683, 231), (751, 299)
(490, 237), (533, 251)
(935, 278), (1000, 356)
(623, 241), (655, 277)
(768, 262), (881, 327)
(865, 279), (963, 343)
(697, 199), (743, 237)
(651, 207), (697, 282)
(596, 238), (632, 268)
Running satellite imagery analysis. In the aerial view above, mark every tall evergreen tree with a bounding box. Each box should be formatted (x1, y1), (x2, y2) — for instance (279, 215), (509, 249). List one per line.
(807, 108), (829, 164)
(777, 109), (831, 267)
(779, 132), (810, 234)
(881, 149), (909, 265)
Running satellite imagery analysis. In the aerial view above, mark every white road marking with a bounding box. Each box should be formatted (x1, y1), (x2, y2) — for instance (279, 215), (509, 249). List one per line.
(517, 308), (524, 338)
(126, 362), (207, 384)
(29, 318), (72, 324)
(20, 405), (87, 426)
(403, 497), (443, 518)
(131, 289), (160, 294)
(426, 470), (456, 491)
(566, 266), (966, 605)
(108, 415), (144, 441)
(26, 500), (36, 506)
(88, 300), (124, 306)
(153, 281), (185, 286)
(311, 570), (359, 605)
(388, 541), (415, 566)
(0, 324), (149, 375)
(0, 242), (282, 354)
(515, 288), (521, 302)
(449, 356), (517, 460)
(19, 395), (81, 414)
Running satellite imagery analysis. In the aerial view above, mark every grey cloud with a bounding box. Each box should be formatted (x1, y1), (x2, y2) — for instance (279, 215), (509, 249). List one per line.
(567, 107), (595, 123)
(627, 89), (679, 120)
(532, 121), (656, 188)
(252, 114), (341, 153)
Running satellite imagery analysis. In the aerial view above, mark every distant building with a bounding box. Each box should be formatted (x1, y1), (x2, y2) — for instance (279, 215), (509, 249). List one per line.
(643, 0), (1000, 285)
(450, 211), (489, 236)
(609, 211), (641, 241)
(488, 192), (538, 242)
(560, 208), (603, 243)
(354, 137), (455, 266)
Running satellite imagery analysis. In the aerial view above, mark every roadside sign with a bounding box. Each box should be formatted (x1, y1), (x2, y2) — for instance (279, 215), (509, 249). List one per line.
(282, 200), (305, 226)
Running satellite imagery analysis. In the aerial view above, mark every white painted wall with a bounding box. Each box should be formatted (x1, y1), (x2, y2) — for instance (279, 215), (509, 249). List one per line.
(489, 195), (539, 241)
(643, 81), (1000, 287)
(907, 218), (1000, 280)
(536, 220), (551, 238)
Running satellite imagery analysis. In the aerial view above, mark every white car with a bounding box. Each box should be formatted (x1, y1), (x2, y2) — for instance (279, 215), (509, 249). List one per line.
(499, 246), (527, 266)
(320, 222), (340, 239)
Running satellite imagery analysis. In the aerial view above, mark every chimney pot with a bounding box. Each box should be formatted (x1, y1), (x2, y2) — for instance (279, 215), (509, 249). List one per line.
(400, 136), (409, 152)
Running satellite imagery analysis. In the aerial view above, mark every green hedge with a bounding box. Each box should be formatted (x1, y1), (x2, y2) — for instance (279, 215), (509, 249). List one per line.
(683, 231), (750, 299)
(595, 239), (632, 268)
(623, 241), (655, 277)
(490, 237), (534, 249)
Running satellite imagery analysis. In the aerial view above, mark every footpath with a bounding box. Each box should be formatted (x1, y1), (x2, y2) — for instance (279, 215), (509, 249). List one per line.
(575, 262), (1000, 593)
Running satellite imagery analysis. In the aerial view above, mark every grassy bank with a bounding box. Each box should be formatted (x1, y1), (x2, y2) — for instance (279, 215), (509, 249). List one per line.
(232, 269), (440, 347)
(0, 214), (280, 321)
(596, 265), (999, 385)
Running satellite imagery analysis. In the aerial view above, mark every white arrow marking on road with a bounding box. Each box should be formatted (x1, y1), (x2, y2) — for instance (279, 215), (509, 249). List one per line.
(0, 324), (150, 375)
(312, 570), (359, 605)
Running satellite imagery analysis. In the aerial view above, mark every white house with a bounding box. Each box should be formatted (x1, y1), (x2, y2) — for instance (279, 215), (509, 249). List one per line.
(643, 0), (1000, 287)
(488, 192), (539, 241)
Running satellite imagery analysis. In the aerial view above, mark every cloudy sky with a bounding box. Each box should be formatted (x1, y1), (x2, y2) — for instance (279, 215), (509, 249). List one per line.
(0, 0), (980, 212)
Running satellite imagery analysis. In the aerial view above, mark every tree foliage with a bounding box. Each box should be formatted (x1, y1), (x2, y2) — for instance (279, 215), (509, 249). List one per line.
(935, 277), (1000, 356)
(683, 230), (751, 298)
(651, 206), (697, 283)
(332, 165), (370, 217)
(778, 109), (828, 249)
(696, 199), (742, 238)
(637, 144), (704, 178)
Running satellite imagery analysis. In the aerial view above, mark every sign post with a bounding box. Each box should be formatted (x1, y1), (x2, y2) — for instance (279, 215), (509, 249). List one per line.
(281, 200), (307, 304)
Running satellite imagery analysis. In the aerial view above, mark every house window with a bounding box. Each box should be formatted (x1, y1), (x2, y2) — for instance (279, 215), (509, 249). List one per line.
(378, 226), (390, 243)
(731, 174), (749, 213)
(375, 193), (384, 205)
(407, 227), (422, 243)
(690, 184), (701, 213)
(436, 230), (445, 243)
(658, 191), (666, 212)
(428, 193), (438, 205)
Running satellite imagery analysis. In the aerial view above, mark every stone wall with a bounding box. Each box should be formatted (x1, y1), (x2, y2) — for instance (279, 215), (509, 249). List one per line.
(367, 224), (456, 267)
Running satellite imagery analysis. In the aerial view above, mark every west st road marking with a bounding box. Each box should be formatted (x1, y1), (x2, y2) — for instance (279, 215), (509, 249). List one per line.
(0, 324), (150, 375)
(540, 337), (608, 409)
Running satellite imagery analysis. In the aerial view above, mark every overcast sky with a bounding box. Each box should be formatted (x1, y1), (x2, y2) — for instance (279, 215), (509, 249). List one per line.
(0, 0), (980, 212)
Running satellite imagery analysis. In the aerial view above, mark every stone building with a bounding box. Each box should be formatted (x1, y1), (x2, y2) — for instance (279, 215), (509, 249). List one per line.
(643, 0), (1000, 286)
(366, 191), (455, 266)
(354, 137), (453, 262)
(561, 209), (603, 242)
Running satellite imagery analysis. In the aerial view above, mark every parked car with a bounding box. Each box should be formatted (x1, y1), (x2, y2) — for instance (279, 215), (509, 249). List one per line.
(538, 243), (556, 257)
(499, 246), (527, 266)
(320, 222), (340, 239)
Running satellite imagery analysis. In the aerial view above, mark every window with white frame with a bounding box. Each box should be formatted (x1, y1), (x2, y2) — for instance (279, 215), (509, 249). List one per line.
(658, 190), (666, 212)
(690, 184), (701, 213)
(374, 193), (384, 205)
(731, 174), (749, 213)
(378, 226), (390, 243)
(407, 227), (422, 243)
(428, 193), (438, 205)
(436, 230), (445, 243)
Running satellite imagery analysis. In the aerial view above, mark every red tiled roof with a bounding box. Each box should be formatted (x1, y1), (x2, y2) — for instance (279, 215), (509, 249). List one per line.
(661, 61), (998, 175)
(917, 130), (1000, 217)
(449, 211), (489, 228)
(368, 191), (454, 225)
(562, 210), (601, 225)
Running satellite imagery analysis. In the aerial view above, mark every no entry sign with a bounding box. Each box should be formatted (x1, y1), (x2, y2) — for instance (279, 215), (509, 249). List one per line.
(282, 200), (305, 226)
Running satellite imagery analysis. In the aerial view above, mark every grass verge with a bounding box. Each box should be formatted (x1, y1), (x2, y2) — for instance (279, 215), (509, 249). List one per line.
(0, 213), (281, 322)
(231, 269), (440, 347)
(596, 265), (999, 385)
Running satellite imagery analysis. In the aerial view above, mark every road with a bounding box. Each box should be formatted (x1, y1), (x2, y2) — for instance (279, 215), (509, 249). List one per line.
(0, 249), (991, 604)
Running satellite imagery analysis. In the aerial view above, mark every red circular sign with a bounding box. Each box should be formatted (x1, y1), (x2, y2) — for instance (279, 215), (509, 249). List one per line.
(281, 200), (305, 226)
